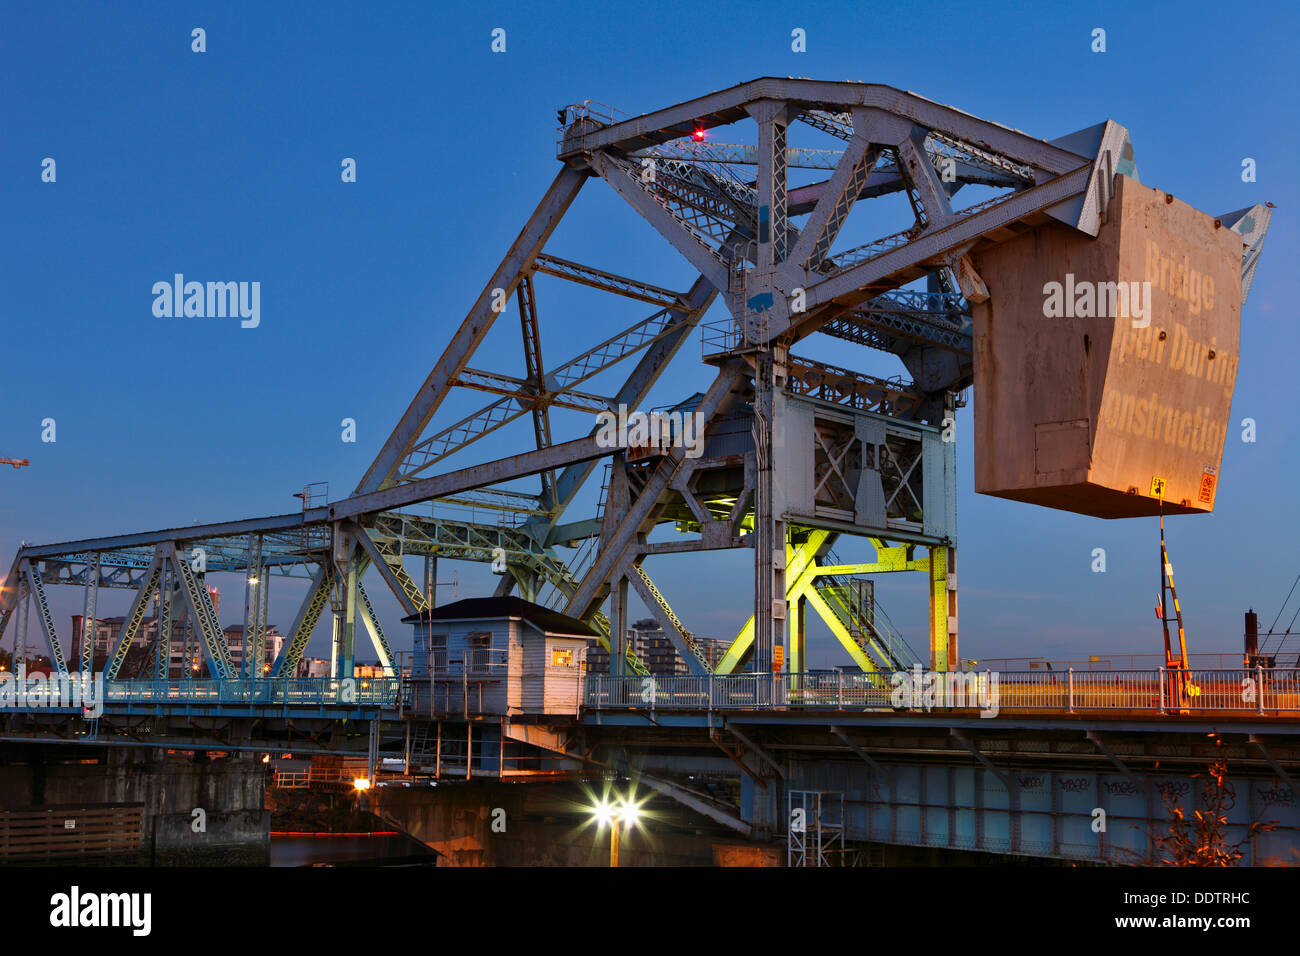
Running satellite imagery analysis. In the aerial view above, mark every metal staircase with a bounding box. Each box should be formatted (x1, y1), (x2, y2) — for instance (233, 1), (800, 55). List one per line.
(815, 552), (922, 670)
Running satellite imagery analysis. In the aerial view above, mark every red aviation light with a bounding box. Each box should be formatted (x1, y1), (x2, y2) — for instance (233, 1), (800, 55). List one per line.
(692, 127), (706, 142)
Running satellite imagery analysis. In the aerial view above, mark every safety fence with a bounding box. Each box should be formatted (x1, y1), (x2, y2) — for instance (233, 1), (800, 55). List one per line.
(0, 804), (144, 861)
(1, 677), (403, 708)
(584, 669), (1300, 716)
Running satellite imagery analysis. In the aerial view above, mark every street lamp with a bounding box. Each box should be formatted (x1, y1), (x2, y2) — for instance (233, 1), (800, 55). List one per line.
(591, 795), (643, 867)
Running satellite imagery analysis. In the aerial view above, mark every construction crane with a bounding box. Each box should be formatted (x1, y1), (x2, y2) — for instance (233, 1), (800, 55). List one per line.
(0, 456), (29, 470)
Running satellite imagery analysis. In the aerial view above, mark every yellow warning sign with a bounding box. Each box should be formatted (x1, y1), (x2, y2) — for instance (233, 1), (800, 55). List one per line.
(773, 645), (785, 672)
(1198, 471), (1216, 504)
(1150, 476), (1167, 498)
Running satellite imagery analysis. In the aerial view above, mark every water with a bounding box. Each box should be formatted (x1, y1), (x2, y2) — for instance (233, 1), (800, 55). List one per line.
(270, 832), (437, 867)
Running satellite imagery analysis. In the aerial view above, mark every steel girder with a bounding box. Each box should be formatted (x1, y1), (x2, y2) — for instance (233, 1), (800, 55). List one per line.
(356, 164), (589, 495)
(155, 559), (172, 681)
(351, 521), (423, 617)
(533, 253), (688, 308)
(167, 546), (235, 680)
(559, 79), (1086, 180)
(104, 554), (161, 680)
(243, 534), (269, 679)
(272, 563), (331, 678)
(715, 529), (928, 675)
(356, 579), (396, 676)
(393, 301), (697, 481)
(539, 274), (718, 535)
(559, 78), (1115, 384)
(24, 561), (69, 676)
(16, 515), (329, 562)
(563, 362), (744, 622)
(11, 577), (29, 676)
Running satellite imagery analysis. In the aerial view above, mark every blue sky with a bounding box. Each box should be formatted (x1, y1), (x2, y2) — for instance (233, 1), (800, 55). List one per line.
(2, 0), (1297, 670)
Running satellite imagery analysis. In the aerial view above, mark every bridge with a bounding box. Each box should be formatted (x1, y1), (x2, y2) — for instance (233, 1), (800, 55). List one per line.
(0, 78), (1290, 865)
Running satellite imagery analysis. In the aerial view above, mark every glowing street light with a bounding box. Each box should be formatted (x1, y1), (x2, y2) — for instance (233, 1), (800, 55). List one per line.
(589, 793), (644, 867)
(353, 777), (371, 791)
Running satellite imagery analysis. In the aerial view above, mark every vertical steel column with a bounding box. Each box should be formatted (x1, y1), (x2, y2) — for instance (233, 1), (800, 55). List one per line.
(751, 100), (790, 272)
(367, 719), (379, 785)
(751, 350), (787, 676)
(748, 101), (790, 678)
(14, 578), (29, 677)
(156, 561), (172, 680)
(610, 575), (629, 677)
(329, 611), (340, 681)
(928, 545), (956, 672)
(80, 553), (100, 677)
(515, 568), (538, 602)
(790, 594), (806, 676)
(242, 533), (264, 679)
(403, 720), (411, 774)
(340, 554), (358, 682)
(254, 553), (270, 676)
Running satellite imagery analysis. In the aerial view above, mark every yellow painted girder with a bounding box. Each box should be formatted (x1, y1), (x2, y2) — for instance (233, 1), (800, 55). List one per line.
(715, 530), (831, 674)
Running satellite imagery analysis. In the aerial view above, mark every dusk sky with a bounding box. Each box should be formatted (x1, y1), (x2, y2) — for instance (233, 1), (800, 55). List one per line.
(2, 0), (1297, 671)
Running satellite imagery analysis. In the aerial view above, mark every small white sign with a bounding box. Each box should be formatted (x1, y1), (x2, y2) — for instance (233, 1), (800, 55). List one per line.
(63, 820), (75, 830)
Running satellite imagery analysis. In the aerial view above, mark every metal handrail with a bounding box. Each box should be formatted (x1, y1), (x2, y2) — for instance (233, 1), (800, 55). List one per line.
(7, 677), (403, 708)
(583, 669), (1300, 716)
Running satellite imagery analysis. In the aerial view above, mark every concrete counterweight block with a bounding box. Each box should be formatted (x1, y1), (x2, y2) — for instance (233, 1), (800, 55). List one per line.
(971, 174), (1244, 518)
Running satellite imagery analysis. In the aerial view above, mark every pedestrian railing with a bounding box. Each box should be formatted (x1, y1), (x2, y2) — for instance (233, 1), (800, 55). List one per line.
(3, 677), (403, 709)
(583, 669), (1300, 717)
(272, 770), (310, 789)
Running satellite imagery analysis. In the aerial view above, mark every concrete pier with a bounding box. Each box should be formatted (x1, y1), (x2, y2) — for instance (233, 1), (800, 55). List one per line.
(0, 745), (270, 864)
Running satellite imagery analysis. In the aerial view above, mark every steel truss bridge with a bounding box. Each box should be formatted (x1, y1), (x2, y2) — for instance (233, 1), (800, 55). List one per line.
(0, 78), (1288, 863)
